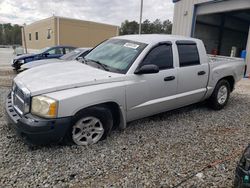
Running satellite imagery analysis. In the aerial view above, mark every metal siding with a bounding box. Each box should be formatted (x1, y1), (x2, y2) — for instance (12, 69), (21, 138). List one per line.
(197, 0), (250, 15)
(172, 0), (214, 36)
(246, 27), (250, 74)
(173, 0), (250, 73)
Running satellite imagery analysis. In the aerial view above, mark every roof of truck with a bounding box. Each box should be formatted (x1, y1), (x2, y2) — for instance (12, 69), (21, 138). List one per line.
(113, 34), (200, 44)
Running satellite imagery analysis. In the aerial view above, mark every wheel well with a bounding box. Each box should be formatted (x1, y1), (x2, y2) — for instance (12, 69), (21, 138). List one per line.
(220, 76), (235, 92)
(102, 102), (121, 129)
(74, 102), (121, 129)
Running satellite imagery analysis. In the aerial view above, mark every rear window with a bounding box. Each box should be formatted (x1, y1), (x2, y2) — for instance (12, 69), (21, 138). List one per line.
(177, 42), (200, 67)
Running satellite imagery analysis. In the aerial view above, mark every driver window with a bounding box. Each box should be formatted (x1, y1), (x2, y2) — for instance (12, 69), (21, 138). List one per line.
(141, 44), (173, 70)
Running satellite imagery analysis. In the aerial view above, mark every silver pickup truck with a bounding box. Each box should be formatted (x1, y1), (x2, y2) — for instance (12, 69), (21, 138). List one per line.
(6, 34), (246, 146)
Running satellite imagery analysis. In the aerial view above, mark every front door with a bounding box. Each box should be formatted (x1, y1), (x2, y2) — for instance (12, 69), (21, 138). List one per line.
(126, 44), (178, 122)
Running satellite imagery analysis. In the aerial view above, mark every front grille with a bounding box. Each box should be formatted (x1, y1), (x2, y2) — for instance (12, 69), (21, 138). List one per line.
(15, 87), (24, 99)
(12, 83), (30, 115)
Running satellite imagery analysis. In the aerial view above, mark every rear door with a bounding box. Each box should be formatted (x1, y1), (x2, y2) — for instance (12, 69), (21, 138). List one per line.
(126, 43), (178, 121)
(175, 40), (209, 106)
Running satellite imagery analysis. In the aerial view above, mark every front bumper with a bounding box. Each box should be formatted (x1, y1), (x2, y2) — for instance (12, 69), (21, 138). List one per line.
(5, 93), (72, 145)
(11, 59), (23, 69)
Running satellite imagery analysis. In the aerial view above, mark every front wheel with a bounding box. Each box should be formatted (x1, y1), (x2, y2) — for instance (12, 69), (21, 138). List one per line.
(70, 106), (113, 146)
(208, 79), (230, 110)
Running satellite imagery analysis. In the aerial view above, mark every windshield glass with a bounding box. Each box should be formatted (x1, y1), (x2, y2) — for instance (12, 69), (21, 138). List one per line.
(60, 49), (83, 60)
(84, 39), (147, 73)
(38, 47), (50, 54)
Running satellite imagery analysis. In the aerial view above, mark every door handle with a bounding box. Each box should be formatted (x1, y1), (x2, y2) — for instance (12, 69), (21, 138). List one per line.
(198, 71), (206, 75)
(164, 76), (175, 81)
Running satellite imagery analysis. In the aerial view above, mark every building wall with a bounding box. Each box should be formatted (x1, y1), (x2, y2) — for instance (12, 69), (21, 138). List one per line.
(22, 16), (119, 50)
(172, 0), (212, 36)
(172, 0), (250, 36)
(58, 17), (119, 47)
(172, 0), (250, 73)
(22, 17), (57, 49)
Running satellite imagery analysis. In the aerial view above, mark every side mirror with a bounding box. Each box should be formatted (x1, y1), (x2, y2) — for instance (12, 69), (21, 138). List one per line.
(76, 57), (84, 61)
(135, 64), (159, 74)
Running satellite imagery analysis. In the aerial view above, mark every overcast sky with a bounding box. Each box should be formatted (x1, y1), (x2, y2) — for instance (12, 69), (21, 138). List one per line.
(0, 0), (174, 26)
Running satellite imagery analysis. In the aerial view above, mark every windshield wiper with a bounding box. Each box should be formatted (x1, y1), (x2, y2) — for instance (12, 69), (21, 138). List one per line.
(85, 58), (110, 71)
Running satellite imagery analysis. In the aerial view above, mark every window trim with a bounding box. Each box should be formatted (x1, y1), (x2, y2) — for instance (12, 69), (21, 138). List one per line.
(35, 32), (38, 40)
(47, 28), (52, 40)
(176, 41), (200, 67)
(135, 42), (174, 73)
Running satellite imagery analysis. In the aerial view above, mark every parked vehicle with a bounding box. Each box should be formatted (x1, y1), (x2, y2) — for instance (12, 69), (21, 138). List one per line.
(234, 145), (250, 188)
(20, 48), (91, 71)
(5, 34), (245, 146)
(11, 45), (76, 70)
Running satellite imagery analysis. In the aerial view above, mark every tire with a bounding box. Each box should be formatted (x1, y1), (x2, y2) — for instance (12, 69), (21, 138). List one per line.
(208, 79), (230, 110)
(13, 64), (20, 71)
(67, 106), (113, 146)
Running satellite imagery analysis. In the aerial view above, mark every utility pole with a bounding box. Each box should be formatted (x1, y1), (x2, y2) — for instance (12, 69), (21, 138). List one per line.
(22, 24), (27, 53)
(139, 0), (143, 34)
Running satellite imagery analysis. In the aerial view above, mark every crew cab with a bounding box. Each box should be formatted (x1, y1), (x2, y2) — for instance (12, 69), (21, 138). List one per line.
(5, 34), (245, 146)
(11, 45), (76, 70)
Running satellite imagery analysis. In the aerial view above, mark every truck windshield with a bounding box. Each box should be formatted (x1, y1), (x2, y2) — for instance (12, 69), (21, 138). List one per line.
(84, 39), (147, 73)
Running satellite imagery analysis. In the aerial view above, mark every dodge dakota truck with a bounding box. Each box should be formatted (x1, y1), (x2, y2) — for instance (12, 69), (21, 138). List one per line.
(5, 34), (246, 146)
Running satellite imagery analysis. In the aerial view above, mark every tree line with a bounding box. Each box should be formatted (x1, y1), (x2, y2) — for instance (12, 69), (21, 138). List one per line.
(0, 23), (22, 45)
(120, 19), (172, 35)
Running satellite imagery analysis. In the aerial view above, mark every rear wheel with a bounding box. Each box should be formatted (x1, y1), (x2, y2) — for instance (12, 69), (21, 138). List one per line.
(70, 106), (113, 146)
(208, 79), (230, 110)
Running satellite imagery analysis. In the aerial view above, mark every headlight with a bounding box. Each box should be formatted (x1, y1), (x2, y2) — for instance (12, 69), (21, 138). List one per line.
(31, 96), (58, 118)
(19, 59), (25, 64)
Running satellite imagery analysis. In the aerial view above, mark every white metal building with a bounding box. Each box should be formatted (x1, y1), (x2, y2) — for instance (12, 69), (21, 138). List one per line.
(172, 0), (250, 73)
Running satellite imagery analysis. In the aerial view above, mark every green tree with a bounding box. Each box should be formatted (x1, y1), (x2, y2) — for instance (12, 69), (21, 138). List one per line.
(162, 19), (172, 34)
(141, 19), (153, 34)
(0, 23), (22, 45)
(119, 19), (172, 35)
(120, 20), (139, 35)
(152, 19), (163, 33)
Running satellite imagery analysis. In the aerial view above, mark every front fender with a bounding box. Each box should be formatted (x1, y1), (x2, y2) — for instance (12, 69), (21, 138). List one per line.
(44, 82), (127, 128)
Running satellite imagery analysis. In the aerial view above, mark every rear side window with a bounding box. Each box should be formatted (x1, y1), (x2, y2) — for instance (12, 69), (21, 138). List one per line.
(47, 48), (64, 55)
(142, 44), (173, 70)
(177, 42), (200, 67)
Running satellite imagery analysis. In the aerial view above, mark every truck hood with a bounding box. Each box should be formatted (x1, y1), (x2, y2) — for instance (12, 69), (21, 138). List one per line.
(15, 61), (125, 96)
(21, 58), (62, 69)
(14, 53), (36, 60)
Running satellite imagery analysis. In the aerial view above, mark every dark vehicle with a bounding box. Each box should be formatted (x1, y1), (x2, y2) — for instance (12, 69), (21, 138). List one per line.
(234, 145), (250, 188)
(12, 45), (76, 70)
(20, 48), (91, 70)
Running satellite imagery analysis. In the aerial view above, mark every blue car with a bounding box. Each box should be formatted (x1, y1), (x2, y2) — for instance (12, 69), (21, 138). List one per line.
(12, 45), (76, 70)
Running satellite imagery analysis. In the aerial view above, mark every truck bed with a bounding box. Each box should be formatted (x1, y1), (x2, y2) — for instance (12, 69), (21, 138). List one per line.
(208, 54), (244, 63)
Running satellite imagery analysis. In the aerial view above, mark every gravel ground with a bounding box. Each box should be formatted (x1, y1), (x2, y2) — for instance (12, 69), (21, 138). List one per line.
(1, 80), (250, 188)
